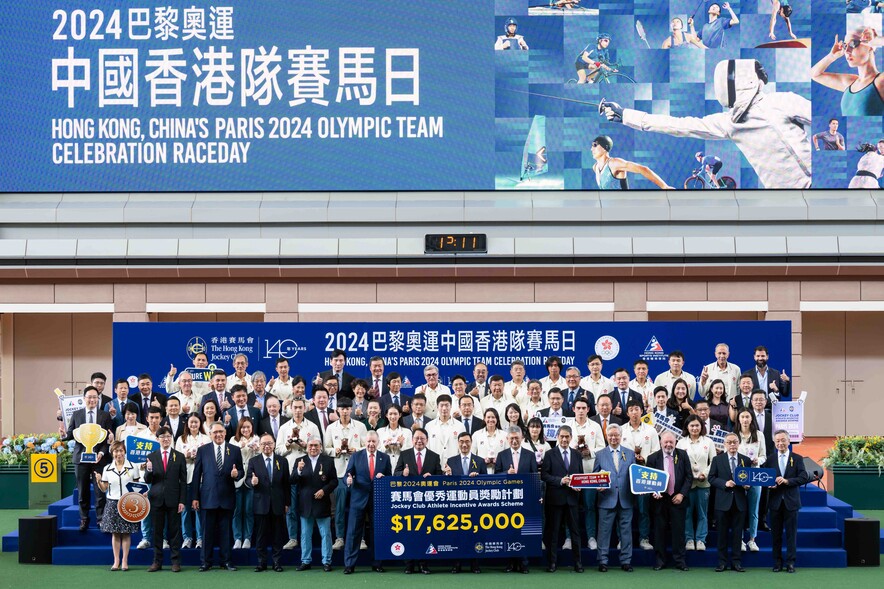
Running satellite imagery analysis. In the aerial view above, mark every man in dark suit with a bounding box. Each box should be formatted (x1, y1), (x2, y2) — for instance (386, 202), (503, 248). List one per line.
(590, 394), (623, 445)
(610, 368), (643, 419)
(496, 427), (537, 574)
(541, 425), (584, 573)
(246, 433), (291, 572)
(401, 394), (429, 430)
(200, 370), (234, 414)
(105, 378), (138, 429)
(258, 397), (289, 440)
(708, 432), (751, 572)
(191, 422), (244, 571)
(646, 431), (693, 571)
(445, 432), (483, 476)
(313, 348), (356, 399)
(60, 386), (114, 531)
(368, 356), (388, 399)
(764, 429), (808, 573)
(456, 396), (484, 436)
(304, 388), (336, 442)
(537, 388), (574, 419)
(130, 373), (168, 425)
(144, 427), (187, 572)
(161, 397), (186, 442)
(343, 431), (392, 574)
(750, 389), (775, 530)
(466, 362), (489, 398)
(379, 372), (413, 415)
(291, 438), (338, 571)
(745, 345), (791, 400)
(562, 368), (594, 415)
(224, 384), (261, 438)
(395, 428), (442, 574)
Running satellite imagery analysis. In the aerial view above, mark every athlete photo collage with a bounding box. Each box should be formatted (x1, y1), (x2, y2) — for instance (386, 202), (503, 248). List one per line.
(493, 0), (884, 190)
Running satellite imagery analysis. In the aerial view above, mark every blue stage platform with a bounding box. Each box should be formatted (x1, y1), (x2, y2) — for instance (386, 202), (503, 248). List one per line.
(2, 485), (878, 567)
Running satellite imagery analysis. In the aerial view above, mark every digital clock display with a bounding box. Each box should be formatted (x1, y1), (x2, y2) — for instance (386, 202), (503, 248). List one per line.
(424, 234), (487, 254)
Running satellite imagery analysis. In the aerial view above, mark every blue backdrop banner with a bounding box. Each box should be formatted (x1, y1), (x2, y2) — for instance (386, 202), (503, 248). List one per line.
(112, 320), (792, 398)
(2, 1), (880, 191)
(373, 474), (543, 560)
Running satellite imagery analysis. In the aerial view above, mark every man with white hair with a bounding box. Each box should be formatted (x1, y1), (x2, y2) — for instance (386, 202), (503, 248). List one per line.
(593, 423), (636, 572)
(415, 364), (450, 419)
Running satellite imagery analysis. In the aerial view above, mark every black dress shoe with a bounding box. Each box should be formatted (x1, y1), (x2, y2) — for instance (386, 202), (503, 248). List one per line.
(676, 564), (690, 571)
(573, 565), (584, 573)
(254, 564), (267, 572)
(504, 565), (514, 573)
(404, 566), (414, 575)
(622, 564), (634, 572)
(344, 567), (355, 575)
(472, 567), (481, 574)
(274, 565), (284, 572)
(733, 565), (746, 572)
(787, 565), (796, 573)
(372, 566), (385, 573)
(224, 564), (238, 572)
(772, 564), (782, 573)
(598, 564), (608, 573)
(653, 565), (665, 571)
(420, 565), (431, 575)
(296, 563), (311, 571)
(79, 519), (89, 532)
(759, 523), (771, 532)
(546, 564), (556, 573)
(521, 567), (529, 574)
(450, 565), (461, 574)
(199, 565), (212, 572)
(715, 565), (726, 572)
(323, 564), (333, 572)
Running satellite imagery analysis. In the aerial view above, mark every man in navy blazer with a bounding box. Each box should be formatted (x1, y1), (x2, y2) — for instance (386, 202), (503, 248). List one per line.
(200, 370), (234, 414)
(246, 433), (291, 572)
(763, 430), (808, 573)
(646, 431), (692, 571)
(445, 432), (483, 477)
(343, 431), (392, 574)
(708, 432), (751, 572)
(744, 345), (791, 400)
(495, 427), (537, 573)
(379, 372), (413, 414)
(593, 423), (636, 572)
(540, 425), (584, 573)
(224, 384), (261, 438)
(609, 368), (644, 419)
(191, 422), (244, 572)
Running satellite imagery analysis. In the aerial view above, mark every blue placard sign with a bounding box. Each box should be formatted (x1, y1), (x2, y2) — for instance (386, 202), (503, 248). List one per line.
(629, 463), (670, 494)
(734, 467), (779, 487)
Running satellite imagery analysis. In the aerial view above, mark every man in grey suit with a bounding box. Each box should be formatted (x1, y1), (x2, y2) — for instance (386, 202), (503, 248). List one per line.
(593, 423), (636, 572)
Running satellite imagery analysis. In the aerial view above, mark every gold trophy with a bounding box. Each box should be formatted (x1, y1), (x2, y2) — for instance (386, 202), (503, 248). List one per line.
(73, 423), (108, 463)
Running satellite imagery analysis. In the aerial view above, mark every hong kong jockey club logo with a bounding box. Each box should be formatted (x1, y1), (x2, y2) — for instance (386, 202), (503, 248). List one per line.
(594, 335), (620, 361)
(640, 335), (666, 361)
(186, 336), (208, 360)
(390, 542), (406, 556)
(474, 542), (484, 553)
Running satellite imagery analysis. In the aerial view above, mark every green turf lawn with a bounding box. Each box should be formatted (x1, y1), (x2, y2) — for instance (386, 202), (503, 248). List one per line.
(0, 508), (880, 589)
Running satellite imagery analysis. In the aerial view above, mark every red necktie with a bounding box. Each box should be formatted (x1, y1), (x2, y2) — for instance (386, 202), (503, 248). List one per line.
(163, 451), (168, 472)
(322, 411), (328, 429)
(369, 453), (375, 479)
(416, 451), (423, 474)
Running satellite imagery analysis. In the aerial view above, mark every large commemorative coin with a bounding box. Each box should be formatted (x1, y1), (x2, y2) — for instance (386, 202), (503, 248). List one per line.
(118, 492), (150, 522)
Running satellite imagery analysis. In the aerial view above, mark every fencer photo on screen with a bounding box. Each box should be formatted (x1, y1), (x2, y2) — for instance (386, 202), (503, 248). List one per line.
(1, 0), (882, 191)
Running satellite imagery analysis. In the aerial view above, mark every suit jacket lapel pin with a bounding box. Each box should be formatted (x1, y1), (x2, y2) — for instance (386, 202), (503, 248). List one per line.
(471, 459), (478, 470)
(789, 456), (793, 468)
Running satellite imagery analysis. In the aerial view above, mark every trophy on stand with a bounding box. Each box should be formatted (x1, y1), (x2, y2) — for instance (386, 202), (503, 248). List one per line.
(73, 423), (108, 463)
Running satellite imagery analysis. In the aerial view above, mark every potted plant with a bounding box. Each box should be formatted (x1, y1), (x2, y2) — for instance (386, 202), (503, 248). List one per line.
(0, 434), (76, 508)
(822, 436), (884, 510)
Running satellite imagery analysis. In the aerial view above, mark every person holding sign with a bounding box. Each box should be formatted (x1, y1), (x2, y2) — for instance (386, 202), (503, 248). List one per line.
(61, 386), (114, 532)
(621, 400), (660, 551)
(646, 431), (692, 571)
(594, 423), (636, 572)
(191, 422), (244, 572)
(677, 415), (716, 551)
(144, 427), (187, 573)
(541, 426), (584, 573)
(735, 408), (767, 552)
(708, 432), (751, 572)
(763, 430), (808, 573)
(94, 441), (140, 571)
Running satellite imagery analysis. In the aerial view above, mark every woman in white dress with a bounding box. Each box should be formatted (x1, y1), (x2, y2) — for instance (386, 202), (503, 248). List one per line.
(94, 441), (140, 571)
(472, 408), (508, 474)
(175, 413), (209, 548)
(376, 404), (412, 473)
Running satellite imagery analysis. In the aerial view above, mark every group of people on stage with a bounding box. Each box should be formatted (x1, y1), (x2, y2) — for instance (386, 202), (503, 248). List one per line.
(59, 343), (808, 573)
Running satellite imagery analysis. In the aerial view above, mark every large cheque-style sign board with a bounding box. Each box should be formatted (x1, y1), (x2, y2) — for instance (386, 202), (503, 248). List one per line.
(374, 474), (542, 560)
(112, 321), (792, 402)
(1, 1), (880, 192)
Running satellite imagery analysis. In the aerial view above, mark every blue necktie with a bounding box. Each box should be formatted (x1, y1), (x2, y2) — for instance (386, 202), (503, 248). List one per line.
(563, 450), (570, 471)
